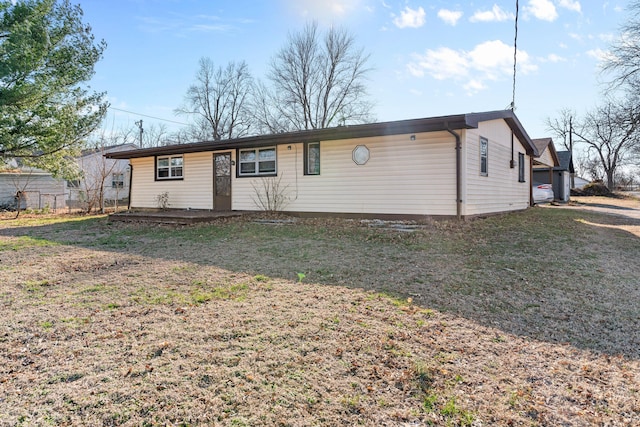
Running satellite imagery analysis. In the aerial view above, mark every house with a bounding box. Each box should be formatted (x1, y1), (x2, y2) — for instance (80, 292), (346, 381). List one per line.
(0, 164), (66, 211)
(573, 176), (589, 189)
(532, 137), (560, 201)
(106, 110), (539, 219)
(532, 138), (574, 202)
(68, 143), (135, 210)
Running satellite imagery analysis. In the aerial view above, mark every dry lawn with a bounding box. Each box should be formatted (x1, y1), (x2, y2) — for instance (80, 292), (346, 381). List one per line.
(0, 199), (639, 426)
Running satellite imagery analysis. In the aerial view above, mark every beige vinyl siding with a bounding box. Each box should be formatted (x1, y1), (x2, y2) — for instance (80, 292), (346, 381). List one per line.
(232, 132), (457, 216)
(130, 152), (216, 209)
(535, 148), (555, 167)
(463, 120), (530, 216)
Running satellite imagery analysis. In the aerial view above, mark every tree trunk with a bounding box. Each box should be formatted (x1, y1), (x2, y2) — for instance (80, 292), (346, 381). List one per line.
(606, 170), (616, 191)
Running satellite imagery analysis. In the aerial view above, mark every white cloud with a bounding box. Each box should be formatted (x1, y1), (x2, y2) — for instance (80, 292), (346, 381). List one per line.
(470, 4), (513, 23)
(525, 0), (558, 22)
(409, 47), (469, 79)
(408, 40), (537, 94)
(288, 0), (362, 21)
(587, 48), (609, 62)
(393, 6), (426, 28)
(464, 79), (487, 94)
(599, 33), (615, 42)
(541, 53), (567, 62)
(559, 0), (581, 13)
(438, 9), (462, 26)
(569, 32), (582, 41)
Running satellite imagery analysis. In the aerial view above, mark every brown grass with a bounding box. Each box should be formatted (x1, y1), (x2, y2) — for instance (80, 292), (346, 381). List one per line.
(0, 201), (639, 426)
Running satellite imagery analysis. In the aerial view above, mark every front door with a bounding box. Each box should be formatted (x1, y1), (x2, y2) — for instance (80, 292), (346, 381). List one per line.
(213, 152), (232, 211)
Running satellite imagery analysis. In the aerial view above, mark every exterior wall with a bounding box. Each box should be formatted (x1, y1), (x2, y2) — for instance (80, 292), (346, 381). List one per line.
(130, 152), (217, 210)
(232, 132), (457, 216)
(554, 170), (570, 202)
(70, 151), (131, 202)
(534, 148), (554, 167)
(462, 120), (531, 216)
(0, 172), (66, 210)
(127, 122), (531, 217)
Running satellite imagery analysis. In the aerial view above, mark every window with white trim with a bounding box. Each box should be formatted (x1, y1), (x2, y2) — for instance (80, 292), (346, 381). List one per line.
(112, 172), (125, 188)
(156, 155), (183, 180)
(480, 137), (488, 176)
(304, 142), (320, 175)
(238, 147), (276, 176)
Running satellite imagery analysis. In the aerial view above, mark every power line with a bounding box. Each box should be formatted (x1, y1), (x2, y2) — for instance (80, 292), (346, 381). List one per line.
(108, 106), (189, 126)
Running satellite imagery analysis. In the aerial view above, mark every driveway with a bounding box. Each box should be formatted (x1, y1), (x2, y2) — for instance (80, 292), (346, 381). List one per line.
(544, 195), (640, 237)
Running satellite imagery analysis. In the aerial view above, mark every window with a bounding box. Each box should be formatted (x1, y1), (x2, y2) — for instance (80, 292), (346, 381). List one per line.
(304, 142), (320, 175)
(518, 153), (525, 182)
(238, 147), (276, 176)
(480, 137), (488, 176)
(112, 172), (125, 189)
(66, 179), (80, 188)
(156, 155), (183, 180)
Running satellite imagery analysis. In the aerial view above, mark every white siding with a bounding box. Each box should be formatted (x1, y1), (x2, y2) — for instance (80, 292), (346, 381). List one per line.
(0, 173), (66, 209)
(232, 132), (457, 216)
(71, 152), (131, 202)
(535, 148), (555, 168)
(130, 152), (217, 210)
(462, 120), (530, 216)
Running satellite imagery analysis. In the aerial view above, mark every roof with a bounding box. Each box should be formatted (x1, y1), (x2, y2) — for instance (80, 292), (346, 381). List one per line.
(81, 143), (138, 157)
(106, 110), (538, 159)
(555, 151), (575, 173)
(532, 137), (560, 167)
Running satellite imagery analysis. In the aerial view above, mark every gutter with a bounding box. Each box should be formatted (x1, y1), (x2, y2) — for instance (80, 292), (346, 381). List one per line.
(127, 164), (133, 210)
(445, 126), (462, 220)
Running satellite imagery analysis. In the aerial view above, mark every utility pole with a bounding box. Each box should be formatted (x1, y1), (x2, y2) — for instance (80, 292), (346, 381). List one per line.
(135, 120), (144, 147)
(569, 116), (575, 189)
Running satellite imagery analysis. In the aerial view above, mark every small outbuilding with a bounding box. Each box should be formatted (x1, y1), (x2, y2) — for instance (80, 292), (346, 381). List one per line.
(106, 110), (539, 219)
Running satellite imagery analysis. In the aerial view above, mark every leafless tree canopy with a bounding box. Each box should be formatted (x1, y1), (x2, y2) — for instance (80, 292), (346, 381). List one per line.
(571, 98), (640, 190)
(545, 108), (575, 152)
(176, 58), (254, 141)
(259, 22), (374, 132)
(601, 1), (640, 91)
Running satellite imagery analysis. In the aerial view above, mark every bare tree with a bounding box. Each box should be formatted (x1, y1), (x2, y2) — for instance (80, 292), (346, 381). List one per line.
(140, 123), (170, 148)
(74, 129), (134, 213)
(602, 1), (640, 92)
(176, 58), (254, 141)
(258, 22), (374, 132)
(572, 98), (640, 190)
(545, 108), (576, 151)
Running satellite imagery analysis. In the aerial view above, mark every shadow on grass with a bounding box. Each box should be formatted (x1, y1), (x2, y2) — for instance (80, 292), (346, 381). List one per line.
(1, 208), (639, 359)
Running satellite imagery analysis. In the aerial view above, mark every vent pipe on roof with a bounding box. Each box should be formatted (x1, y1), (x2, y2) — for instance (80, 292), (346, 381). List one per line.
(445, 125), (462, 220)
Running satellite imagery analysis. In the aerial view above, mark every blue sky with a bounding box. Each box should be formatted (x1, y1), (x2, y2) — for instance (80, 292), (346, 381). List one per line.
(81, 0), (626, 141)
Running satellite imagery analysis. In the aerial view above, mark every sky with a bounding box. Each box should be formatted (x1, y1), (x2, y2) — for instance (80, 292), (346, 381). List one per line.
(79, 0), (627, 143)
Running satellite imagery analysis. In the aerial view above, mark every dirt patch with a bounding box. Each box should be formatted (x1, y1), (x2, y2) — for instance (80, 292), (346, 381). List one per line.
(0, 208), (639, 426)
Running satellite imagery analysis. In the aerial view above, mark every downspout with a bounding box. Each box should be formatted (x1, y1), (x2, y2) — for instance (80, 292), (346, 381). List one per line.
(127, 164), (133, 210)
(445, 126), (462, 220)
(529, 156), (534, 206)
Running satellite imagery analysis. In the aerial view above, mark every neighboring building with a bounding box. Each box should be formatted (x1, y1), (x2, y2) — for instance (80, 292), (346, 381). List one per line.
(0, 165), (66, 211)
(106, 110), (539, 219)
(532, 137), (559, 183)
(68, 144), (135, 210)
(573, 176), (589, 189)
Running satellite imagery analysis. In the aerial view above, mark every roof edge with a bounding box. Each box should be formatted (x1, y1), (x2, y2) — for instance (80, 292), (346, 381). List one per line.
(107, 110), (536, 159)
